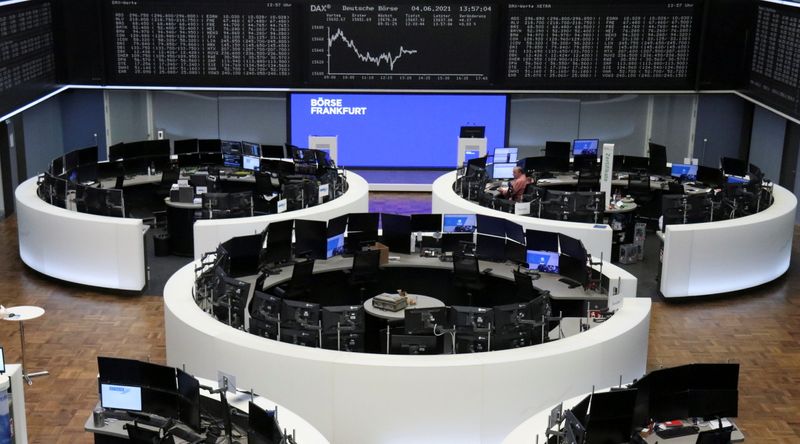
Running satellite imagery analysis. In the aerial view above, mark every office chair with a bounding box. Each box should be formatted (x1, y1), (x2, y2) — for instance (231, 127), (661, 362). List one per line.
(453, 252), (486, 305)
(667, 182), (685, 194)
(278, 259), (314, 300)
(695, 427), (732, 444)
(125, 421), (175, 444)
(349, 249), (381, 303)
(114, 175), (125, 190)
(513, 269), (545, 300)
(576, 170), (600, 192)
(628, 174), (658, 224)
(156, 167), (180, 197)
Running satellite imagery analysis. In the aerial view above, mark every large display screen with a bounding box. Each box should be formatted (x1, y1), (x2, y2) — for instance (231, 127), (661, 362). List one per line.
(306, 2), (495, 86)
(104, 1), (298, 86)
(505, 0), (702, 89)
(0, 0), (57, 116)
(290, 93), (506, 168)
(748, 2), (800, 121)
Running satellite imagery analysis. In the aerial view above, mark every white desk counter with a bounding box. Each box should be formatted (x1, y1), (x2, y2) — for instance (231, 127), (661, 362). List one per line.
(432, 171), (614, 261)
(165, 258), (649, 444)
(660, 184), (796, 298)
(192, 171), (369, 259)
(15, 176), (147, 291)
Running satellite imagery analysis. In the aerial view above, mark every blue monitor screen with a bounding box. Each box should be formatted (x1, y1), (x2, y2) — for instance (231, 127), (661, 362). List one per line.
(443, 214), (478, 233)
(572, 139), (599, 157)
(100, 384), (142, 411)
(671, 163), (698, 181)
(326, 234), (345, 259)
(492, 162), (517, 180)
(290, 94), (507, 168)
(493, 147), (518, 163)
(527, 250), (560, 274)
(727, 175), (749, 184)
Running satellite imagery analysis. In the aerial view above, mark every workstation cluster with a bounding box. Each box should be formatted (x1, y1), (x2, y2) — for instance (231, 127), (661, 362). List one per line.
(89, 356), (324, 444)
(190, 210), (628, 359)
(505, 363), (741, 444)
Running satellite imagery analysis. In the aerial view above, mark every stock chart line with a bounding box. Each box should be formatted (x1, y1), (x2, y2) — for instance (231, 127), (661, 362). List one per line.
(327, 27), (419, 72)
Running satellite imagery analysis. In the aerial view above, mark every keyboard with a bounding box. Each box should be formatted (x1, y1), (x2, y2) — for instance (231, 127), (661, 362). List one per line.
(655, 425), (700, 439)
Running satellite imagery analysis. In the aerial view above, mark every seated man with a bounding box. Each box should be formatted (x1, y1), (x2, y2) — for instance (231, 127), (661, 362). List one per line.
(499, 166), (531, 202)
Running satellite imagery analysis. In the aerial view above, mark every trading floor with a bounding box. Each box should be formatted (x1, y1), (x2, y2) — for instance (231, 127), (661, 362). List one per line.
(0, 193), (798, 444)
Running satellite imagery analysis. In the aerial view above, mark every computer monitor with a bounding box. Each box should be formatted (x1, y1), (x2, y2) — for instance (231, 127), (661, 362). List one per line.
(261, 144), (286, 159)
(139, 140), (171, 157)
(390, 334), (441, 355)
(294, 219), (327, 259)
(558, 234), (586, 260)
(221, 140), (243, 169)
(248, 401), (283, 444)
(505, 239), (527, 265)
(177, 369), (201, 431)
(108, 142), (126, 161)
(454, 332), (491, 353)
(476, 234), (505, 262)
(279, 327), (319, 348)
(492, 301), (531, 331)
(572, 139), (599, 157)
(493, 147), (518, 163)
(492, 328), (533, 350)
(584, 389), (638, 444)
(624, 155), (649, 171)
(720, 157), (747, 177)
(570, 395), (591, 426)
(280, 299), (320, 327)
(404, 307), (449, 334)
(442, 214), (477, 233)
(261, 219), (293, 266)
(76, 146), (99, 165)
(460, 126), (485, 138)
(241, 141), (261, 157)
(347, 212), (380, 233)
(476, 214), (505, 237)
(466, 155), (488, 171)
(450, 306), (493, 330)
(648, 143), (668, 175)
(0, 347), (4, 373)
(321, 305), (365, 334)
(326, 233), (345, 259)
(559, 254), (587, 289)
(380, 213), (412, 254)
(198, 139), (222, 153)
(242, 155), (260, 171)
(671, 163), (698, 181)
(410, 214), (442, 232)
(251, 291), (282, 321)
(100, 383), (143, 411)
(526, 229), (558, 252)
(727, 175), (749, 184)
(527, 250), (560, 273)
(504, 220), (525, 244)
(492, 162), (517, 180)
(174, 139), (199, 155)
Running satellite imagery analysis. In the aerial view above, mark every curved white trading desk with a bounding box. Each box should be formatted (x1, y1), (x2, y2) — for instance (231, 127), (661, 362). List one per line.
(15, 171), (368, 291)
(164, 259), (649, 444)
(16, 176), (148, 291)
(660, 184), (796, 298)
(192, 171), (369, 259)
(432, 171), (614, 261)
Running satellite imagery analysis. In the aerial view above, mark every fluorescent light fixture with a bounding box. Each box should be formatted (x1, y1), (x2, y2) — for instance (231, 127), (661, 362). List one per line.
(0, 86), (70, 122)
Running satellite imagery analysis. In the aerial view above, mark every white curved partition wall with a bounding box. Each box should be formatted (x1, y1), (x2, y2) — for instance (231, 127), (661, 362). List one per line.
(660, 184), (797, 298)
(16, 176), (148, 291)
(431, 171), (614, 261)
(15, 171), (368, 291)
(164, 261), (650, 444)
(192, 170), (369, 259)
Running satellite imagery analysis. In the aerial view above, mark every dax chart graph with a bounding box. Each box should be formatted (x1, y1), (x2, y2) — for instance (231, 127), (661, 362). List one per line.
(307, 2), (495, 85)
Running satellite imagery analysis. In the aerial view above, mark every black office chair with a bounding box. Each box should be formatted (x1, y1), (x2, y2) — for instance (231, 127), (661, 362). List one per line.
(513, 269), (545, 300)
(156, 167), (180, 197)
(667, 182), (685, 194)
(114, 175), (125, 190)
(576, 170), (600, 191)
(695, 427), (732, 444)
(284, 259), (315, 299)
(452, 252), (486, 305)
(125, 421), (175, 444)
(349, 249), (381, 303)
(628, 174), (658, 224)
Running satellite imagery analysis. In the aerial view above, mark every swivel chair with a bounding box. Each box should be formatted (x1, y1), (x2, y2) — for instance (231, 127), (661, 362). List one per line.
(125, 421), (175, 444)
(156, 167), (180, 198)
(513, 269), (545, 300)
(349, 249), (381, 303)
(281, 259), (315, 300)
(453, 252), (486, 305)
(576, 170), (600, 191)
(628, 174), (658, 225)
(695, 427), (732, 444)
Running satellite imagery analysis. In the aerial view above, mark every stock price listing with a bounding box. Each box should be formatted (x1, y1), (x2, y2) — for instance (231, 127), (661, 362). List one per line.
(307, 3), (495, 85)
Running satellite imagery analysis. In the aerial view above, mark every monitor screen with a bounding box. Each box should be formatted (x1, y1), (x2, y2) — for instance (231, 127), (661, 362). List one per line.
(261, 145), (286, 159)
(242, 155), (260, 171)
(476, 214), (505, 237)
(443, 214), (477, 233)
(326, 233), (345, 259)
(380, 213), (412, 254)
(493, 147), (518, 163)
(572, 139), (599, 157)
(476, 234), (505, 261)
(174, 139), (199, 155)
(727, 175), (749, 184)
(526, 229), (558, 252)
(671, 163), (698, 181)
(410, 214), (443, 232)
(505, 220), (525, 244)
(101, 384), (143, 411)
(492, 162), (517, 180)
(527, 250), (560, 273)
(242, 141), (261, 157)
(0, 347), (4, 373)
